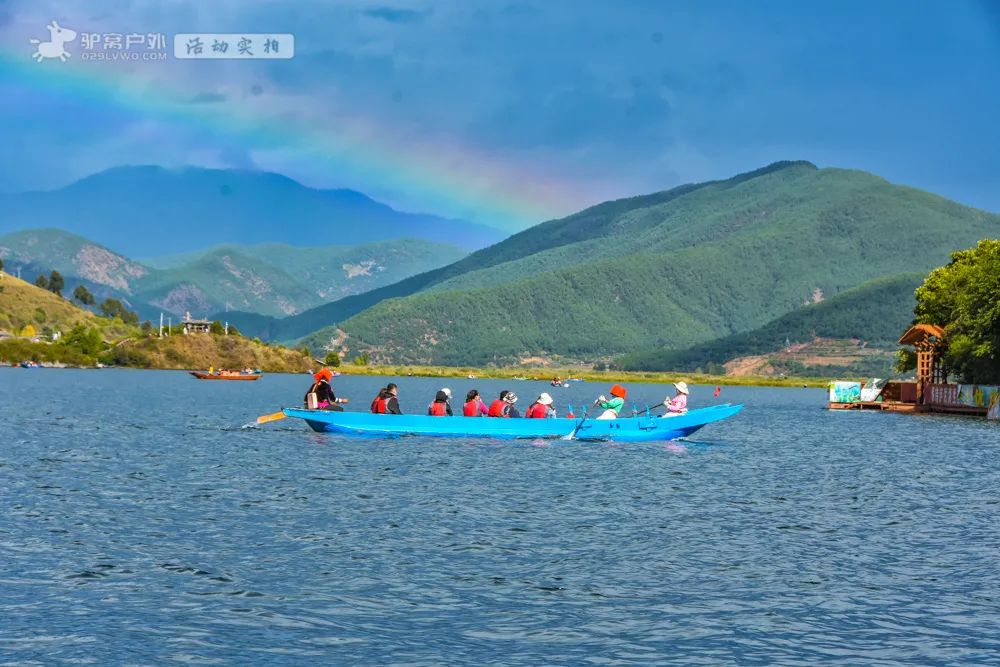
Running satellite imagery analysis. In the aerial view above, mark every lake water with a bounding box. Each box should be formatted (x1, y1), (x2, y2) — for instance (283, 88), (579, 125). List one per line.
(1, 368), (998, 665)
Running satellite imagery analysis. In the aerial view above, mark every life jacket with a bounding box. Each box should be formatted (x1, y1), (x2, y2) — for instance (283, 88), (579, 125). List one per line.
(371, 394), (387, 414)
(463, 400), (481, 417)
(525, 402), (548, 419)
(429, 402), (447, 416)
(488, 399), (506, 417)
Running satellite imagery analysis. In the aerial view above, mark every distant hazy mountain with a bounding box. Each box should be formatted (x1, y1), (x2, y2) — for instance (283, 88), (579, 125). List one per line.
(0, 229), (468, 320)
(145, 240), (467, 302)
(0, 166), (506, 256)
(280, 161), (998, 365)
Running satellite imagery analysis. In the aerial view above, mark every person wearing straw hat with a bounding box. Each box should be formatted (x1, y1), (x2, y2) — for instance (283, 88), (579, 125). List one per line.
(663, 382), (689, 415)
(525, 392), (555, 418)
(595, 384), (628, 419)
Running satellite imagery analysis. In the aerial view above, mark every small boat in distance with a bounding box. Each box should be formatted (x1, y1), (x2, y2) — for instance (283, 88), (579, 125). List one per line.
(190, 369), (262, 381)
(282, 404), (743, 442)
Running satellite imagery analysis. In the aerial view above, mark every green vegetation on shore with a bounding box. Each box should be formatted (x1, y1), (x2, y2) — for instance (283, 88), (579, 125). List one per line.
(331, 364), (835, 388)
(904, 239), (1000, 383)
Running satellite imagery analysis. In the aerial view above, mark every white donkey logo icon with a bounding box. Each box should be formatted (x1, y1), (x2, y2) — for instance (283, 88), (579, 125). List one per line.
(30, 20), (78, 62)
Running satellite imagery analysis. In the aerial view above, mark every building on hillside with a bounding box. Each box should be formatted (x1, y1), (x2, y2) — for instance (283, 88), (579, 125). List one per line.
(182, 312), (212, 335)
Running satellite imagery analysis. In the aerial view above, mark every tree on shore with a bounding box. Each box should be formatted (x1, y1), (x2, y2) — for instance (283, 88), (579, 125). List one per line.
(35, 274), (48, 290)
(73, 284), (96, 306)
(324, 351), (341, 367)
(906, 239), (1000, 383)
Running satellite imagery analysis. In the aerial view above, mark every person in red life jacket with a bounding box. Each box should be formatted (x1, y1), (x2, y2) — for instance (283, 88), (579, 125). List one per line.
(383, 383), (401, 414)
(463, 389), (488, 416)
(488, 390), (508, 417)
(371, 387), (389, 413)
(304, 368), (348, 411)
(488, 390), (521, 418)
(488, 390), (510, 417)
(713, 385), (721, 398)
(428, 388), (453, 416)
(370, 383), (402, 414)
(525, 392), (555, 418)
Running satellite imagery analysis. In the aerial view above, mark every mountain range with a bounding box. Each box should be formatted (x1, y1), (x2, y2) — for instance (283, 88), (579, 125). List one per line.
(273, 161), (998, 366)
(0, 166), (505, 256)
(5, 161), (997, 373)
(0, 229), (466, 319)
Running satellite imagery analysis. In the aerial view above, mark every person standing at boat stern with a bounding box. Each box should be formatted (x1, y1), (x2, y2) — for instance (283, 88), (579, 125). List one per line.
(428, 388), (453, 416)
(662, 382), (689, 415)
(463, 390), (488, 416)
(305, 369), (348, 411)
(526, 392), (555, 418)
(595, 384), (627, 419)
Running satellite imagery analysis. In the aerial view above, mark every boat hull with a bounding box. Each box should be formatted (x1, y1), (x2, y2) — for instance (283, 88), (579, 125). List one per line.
(189, 372), (261, 381)
(282, 404), (743, 442)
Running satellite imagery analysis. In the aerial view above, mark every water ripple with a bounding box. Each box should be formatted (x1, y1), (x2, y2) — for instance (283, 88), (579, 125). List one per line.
(1, 369), (998, 665)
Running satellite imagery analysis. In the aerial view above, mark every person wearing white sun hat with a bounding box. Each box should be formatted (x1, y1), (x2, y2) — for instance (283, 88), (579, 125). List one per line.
(526, 392), (556, 418)
(663, 381), (689, 416)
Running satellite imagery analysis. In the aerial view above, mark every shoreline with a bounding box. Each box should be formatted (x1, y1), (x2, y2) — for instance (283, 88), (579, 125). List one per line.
(331, 364), (837, 388)
(2, 362), (840, 387)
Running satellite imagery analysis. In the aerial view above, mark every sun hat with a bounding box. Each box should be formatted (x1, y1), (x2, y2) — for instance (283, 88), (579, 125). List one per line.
(441, 387), (452, 399)
(504, 391), (518, 403)
(538, 392), (553, 405)
(673, 381), (689, 394)
(610, 384), (627, 399)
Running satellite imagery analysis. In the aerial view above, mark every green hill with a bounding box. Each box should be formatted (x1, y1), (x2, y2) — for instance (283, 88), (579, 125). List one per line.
(620, 273), (924, 374)
(0, 272), (132, 338)
(296, 161), (999, 365)
(0, 272), (312, 372)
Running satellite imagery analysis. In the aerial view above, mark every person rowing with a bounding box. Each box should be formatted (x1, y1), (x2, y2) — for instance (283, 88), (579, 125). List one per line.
(463, 389), (488, 417)
(662, 382), (689, 416)
(594, 384), (627, 419)
(525, 392), (555, 418)
(428, 388), (453, 416)
(304, 368), (348, 411)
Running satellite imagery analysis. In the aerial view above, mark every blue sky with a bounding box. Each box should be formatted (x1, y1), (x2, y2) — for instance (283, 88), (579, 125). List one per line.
(1, 0), (998, 229)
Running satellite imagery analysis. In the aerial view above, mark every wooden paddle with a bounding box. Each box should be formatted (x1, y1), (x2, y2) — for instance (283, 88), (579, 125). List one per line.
(256, 411), (286, 425)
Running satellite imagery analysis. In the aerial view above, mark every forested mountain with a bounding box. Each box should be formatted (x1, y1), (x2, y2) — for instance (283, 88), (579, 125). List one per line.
(0, 166), (504, 256)
(620, 273), (924, 373)
(289, 161), (998, 365)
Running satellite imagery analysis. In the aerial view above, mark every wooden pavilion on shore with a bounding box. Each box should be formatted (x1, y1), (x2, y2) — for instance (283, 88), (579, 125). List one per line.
(829, 324), (999, 420)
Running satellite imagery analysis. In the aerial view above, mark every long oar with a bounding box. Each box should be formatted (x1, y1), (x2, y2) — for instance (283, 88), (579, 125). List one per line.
(256, 411), (286, 425)
(562, 401), (596, 440)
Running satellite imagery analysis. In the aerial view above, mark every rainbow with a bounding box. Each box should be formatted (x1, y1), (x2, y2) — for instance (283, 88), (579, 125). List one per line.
(0, 51), (586, 229)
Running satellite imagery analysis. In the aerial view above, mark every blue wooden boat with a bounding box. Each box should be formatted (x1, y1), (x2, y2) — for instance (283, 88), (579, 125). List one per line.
(282, 403), (743, 442)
